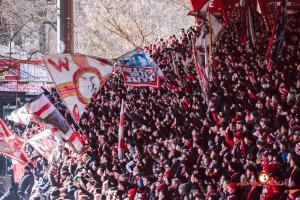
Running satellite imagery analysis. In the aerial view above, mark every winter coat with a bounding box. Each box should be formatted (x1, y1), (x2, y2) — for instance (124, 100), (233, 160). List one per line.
(0, 187), (19, 200)
(17, 171), (34, 196)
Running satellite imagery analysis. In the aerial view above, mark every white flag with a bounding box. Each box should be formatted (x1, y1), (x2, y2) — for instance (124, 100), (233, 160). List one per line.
(7, 106), (32, 125)
(27, 127), (62, 163)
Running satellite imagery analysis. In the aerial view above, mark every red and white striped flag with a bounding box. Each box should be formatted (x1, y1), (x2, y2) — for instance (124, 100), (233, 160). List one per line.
(118, 100), (125, 160)
(0, 118), (29, 165)
(286, 0), (300, 15)
(26, 94), (85, 153)
(25, 94), (56, 119)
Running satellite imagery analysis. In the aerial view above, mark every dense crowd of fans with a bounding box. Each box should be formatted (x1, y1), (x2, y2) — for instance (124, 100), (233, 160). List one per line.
(0, 11), (300, 200)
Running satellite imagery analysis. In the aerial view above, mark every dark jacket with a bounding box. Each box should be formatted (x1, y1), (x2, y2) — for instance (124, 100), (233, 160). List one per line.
(17, 170), (34, 196)
(0, 187), (19, 200)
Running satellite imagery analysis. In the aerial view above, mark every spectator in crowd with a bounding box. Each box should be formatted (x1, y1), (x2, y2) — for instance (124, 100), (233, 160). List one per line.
(0, 154), (6, 177)
(1, 10), (300, 200)
(17, 166), (34, 200)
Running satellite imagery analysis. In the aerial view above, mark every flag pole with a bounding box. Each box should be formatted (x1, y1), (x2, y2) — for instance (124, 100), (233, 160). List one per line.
(118, 63), (134, 110)
(207, 6), (213, 100)
(57, 0), (74, 54)
(208, 12), (213, 66)
(118, 99), (125, 160)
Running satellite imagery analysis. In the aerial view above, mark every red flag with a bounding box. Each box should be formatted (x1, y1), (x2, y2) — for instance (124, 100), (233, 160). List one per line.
(0, 118), (29, 165)
(265, 0), (286, 69)
(208, 0), (229, 26)
(189, 0), (208, 10)
(12, 161), (25, 182)
(241, 141), (246, 155)
(240, 0), (252, 44)
(257, 0), (280, 31)
(118, 100), (125, 160)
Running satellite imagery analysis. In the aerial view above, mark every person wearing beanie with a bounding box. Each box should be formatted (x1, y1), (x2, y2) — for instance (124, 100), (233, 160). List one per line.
(50, 190), (60, 200)
(228, 162), (242, 182)
(226, 182), (240, 200)
(17, 165), (34, 199)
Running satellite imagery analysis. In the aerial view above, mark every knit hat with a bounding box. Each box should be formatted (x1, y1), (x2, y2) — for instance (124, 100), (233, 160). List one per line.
(236, 120), (244, 125)
(234, 131), (244, 140)
(290, 126), (300, 135)
(24, 165), (31, 171)
(156, 182), (167, 191)
(227, 182), (238, 189)
(51, 190), (60, 199)
(229, 161), (242, 172)
(128, 188), (136, 199)
(244, 133), (255, 142)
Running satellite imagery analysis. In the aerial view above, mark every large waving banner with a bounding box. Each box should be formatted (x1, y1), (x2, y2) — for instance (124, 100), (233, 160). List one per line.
(43, 54), (113, 122)
(118, 49), (164, 88)
(192, 1), (224, 102)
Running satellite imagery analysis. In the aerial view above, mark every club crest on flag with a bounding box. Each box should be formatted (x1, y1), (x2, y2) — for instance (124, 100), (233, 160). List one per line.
(73, 66), (103, 104)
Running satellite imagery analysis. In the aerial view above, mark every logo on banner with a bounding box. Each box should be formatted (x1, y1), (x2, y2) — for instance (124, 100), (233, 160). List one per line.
(122, 66), (157, 84)
(48, 58), (70, 72)
(120, 53), (151, 67)
(73, 67), (102, 104)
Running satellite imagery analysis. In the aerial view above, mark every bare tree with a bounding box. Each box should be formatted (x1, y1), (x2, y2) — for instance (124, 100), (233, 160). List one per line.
(74, 0), (192, 58)
(0, 0), (192, 61)
(0, 0), (57, 80)
(0, 0), (56, 60)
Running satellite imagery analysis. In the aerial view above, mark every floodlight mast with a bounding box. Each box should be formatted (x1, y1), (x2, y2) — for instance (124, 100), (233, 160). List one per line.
(57, 0), (74, 54)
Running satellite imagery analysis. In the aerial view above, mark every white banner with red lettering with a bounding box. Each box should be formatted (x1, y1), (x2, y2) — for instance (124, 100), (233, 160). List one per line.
(43, 54), (113, 123)
(287, 0), (300, 14)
